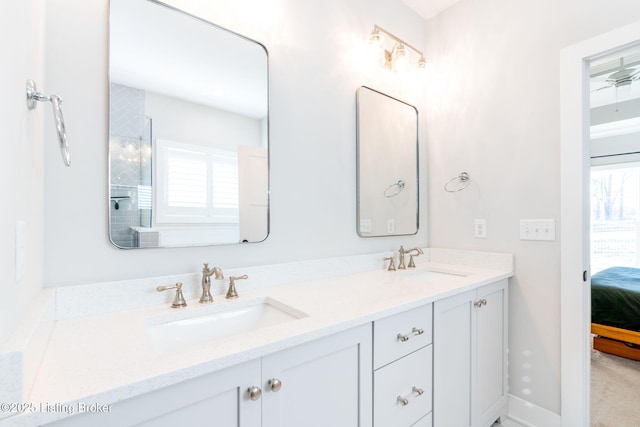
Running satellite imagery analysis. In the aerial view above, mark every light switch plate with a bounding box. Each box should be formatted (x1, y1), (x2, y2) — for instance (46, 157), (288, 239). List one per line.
(15, 221), (26, 283)
(520, 219), (555, 241)
(387, 219), (395, 234)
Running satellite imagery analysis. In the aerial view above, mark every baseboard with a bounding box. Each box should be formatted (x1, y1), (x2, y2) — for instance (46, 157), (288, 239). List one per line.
(507, 394), (561, 427)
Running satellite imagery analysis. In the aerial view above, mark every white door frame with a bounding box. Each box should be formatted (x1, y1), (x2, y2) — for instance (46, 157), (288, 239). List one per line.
(560, 20), (640, 426)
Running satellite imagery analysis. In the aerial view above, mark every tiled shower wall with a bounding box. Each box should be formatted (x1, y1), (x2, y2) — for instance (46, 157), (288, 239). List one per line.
(109, 83), (152, 247)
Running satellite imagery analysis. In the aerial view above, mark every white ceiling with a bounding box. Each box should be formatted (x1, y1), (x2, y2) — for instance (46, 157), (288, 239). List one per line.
(400, 0), (462, 20)
(110, 0), (268, 119)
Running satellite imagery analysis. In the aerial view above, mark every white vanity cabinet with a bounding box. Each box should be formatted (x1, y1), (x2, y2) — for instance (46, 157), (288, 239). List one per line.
(45, 324), (372, 427)
(373, 304), (433, 427)
(261, 323), (372, 427)
(432, 279), (508, 427)
(45, 358), (262, 427)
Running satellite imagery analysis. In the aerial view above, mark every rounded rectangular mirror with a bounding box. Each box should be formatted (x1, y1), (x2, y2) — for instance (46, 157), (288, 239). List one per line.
(109, 0), (269, 248)
(356, 86), (419, 237)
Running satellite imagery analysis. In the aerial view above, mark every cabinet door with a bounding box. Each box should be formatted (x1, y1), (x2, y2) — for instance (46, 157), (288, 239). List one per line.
(433, 280), (508, 427)
(261, 323), (373, 427)
(432, 289), (475, 427)
(45, 359), (262, 427)
(475, 280), (508, 427)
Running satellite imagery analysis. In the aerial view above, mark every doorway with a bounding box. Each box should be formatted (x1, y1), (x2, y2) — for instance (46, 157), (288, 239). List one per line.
(561, 20), (640, 426)
(588, 48), (640, 425)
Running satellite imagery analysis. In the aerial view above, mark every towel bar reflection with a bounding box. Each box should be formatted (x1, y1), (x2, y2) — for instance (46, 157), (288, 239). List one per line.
(26, 79), (70, 166)
(444, 172), (470, 192)
(384, 180), (405, 198)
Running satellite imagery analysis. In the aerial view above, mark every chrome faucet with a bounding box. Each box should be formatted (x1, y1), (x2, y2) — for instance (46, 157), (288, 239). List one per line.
(398, 246), (423, 269)
(200, 263), (224, 303)
(398, 246), (408, 269)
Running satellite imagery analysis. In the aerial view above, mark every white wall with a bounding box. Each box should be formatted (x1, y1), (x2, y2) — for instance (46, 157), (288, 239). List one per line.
(145, 91), (262, 151)
(425, 0), (640, 415)
(0, 1), (45, 345)
(43, 0), (428, 284)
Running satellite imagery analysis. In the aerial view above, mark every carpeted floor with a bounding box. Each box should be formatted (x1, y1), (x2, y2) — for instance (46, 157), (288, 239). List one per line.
(591, 348), (640, 426)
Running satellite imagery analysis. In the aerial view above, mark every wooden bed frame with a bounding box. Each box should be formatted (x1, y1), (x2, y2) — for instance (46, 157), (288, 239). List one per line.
(591, 323), (640, 361)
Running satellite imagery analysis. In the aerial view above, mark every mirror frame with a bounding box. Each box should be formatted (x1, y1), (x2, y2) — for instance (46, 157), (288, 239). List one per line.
(356, 86), (419, 237)
(108, 0), (270, 249)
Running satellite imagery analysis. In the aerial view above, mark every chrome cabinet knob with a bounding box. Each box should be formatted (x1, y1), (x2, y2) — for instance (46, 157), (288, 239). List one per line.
(397, 333), (410, 342)
(397, 395), (409, 406)
(474, 298), (488, 308)
(248, 386), (262, 401)
(412, 386), (424, 396)
(269, 378), (282, 392)
(412, 327), (424, 336)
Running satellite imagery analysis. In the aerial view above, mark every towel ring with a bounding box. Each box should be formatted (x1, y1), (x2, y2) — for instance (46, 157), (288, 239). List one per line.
(384, 180), (405, 198)
(26, 79), (70, 167)
(444, 172), (470, 192)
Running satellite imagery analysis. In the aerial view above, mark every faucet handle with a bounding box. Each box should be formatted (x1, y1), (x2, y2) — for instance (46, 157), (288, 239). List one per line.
(225, 275), (248, 299)
(407, 248), (423, 268)
(384, 256), (396, 271)
(203, 263), (224, 279)
(408, 255), (416, 268)
(157, 282), (187, 308)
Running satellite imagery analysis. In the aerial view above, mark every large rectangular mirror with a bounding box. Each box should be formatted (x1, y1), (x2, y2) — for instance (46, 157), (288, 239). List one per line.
(356, 86), (418, 237)
(109, 0), (269, 248)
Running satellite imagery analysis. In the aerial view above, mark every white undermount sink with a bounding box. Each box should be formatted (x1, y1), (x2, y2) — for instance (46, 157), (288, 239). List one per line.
(399, 268), (468, 282)
(146, 297), (307, 352)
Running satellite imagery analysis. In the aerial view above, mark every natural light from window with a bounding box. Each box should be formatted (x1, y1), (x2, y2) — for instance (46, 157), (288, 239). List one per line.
(591, 163), (640, 274)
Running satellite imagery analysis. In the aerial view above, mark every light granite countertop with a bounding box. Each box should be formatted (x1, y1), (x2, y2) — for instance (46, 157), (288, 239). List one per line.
(1, 249), (513, 426)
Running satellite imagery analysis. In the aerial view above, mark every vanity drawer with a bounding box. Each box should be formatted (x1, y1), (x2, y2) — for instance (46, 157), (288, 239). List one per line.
(411, 414), (432, 427)
(374, 345), (432, 427)
(374, 303), (432, 369)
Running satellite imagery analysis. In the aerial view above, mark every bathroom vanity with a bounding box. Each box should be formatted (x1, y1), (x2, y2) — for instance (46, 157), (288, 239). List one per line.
(0, 249), (511, 427)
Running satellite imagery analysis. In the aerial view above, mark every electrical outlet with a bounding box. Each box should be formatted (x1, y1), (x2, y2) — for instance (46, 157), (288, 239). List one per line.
(359, 219), (372, 233)
(474, 219), (487, 238)
(520, 219), (556, 241)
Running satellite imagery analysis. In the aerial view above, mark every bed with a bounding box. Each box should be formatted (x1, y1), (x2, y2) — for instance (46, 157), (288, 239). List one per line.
(591, 266), (640, 361)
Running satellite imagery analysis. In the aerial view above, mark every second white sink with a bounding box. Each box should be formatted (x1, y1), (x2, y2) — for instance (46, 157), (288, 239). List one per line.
(147, 297), (307, 352)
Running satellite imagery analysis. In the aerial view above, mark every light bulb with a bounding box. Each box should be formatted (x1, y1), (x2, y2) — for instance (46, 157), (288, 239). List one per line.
(367, 29), (386, 67)
(393, 43), (408, 72)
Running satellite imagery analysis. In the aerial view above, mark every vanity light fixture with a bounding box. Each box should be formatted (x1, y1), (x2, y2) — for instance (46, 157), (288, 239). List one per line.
(367, 25), (426, 72)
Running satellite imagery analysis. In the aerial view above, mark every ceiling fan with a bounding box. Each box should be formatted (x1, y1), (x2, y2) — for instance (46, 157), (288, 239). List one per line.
(592, 58), (640, 93)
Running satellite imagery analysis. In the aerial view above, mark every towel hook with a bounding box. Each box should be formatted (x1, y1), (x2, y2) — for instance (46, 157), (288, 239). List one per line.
(26, 79), (70, 167)
(444, 172), (470, 192)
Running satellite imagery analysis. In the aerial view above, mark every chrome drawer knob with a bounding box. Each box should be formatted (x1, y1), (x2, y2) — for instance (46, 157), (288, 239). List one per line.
(248, 386), (262, 401)
(397, 395), (409, 406)
(269, 378), (282, 392)
(397, 333), (410, 342)
(412, 386), (424, 396)
(412, 327), (424, 335)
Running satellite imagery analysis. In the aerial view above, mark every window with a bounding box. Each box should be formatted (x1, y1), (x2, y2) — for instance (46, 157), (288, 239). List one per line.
(591, 163), (640, 273)
(156, 139), (239, 224)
